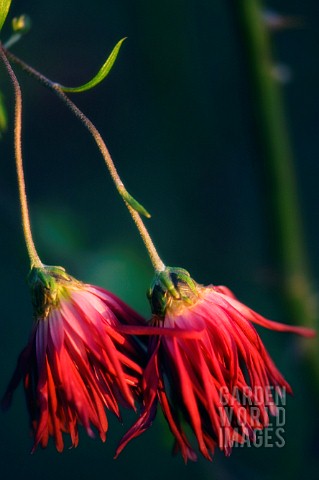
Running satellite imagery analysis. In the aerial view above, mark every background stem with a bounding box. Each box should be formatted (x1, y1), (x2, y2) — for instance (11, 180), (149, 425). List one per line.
(232, 1), (318, 384)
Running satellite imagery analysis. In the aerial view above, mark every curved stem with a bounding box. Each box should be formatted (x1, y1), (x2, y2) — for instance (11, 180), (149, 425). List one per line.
(4, 48), (165, 272)
(0, 45), (42, 268)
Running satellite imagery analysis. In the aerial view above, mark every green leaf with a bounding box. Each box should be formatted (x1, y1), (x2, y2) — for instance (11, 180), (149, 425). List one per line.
(60, 38), (126, 93)
(0, 0), (12, 32)
(122, 190), (151, 218)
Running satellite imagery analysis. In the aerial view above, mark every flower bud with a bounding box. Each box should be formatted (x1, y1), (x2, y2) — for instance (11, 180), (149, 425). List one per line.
(12, 14), (31, 34)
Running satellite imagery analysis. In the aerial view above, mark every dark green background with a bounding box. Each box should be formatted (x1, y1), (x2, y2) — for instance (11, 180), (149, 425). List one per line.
(0, 1), (318, 479)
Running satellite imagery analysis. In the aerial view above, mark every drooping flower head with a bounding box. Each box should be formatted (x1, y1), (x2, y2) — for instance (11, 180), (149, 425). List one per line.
(116, 266), (315, 462)
(2, 265), (145, 452)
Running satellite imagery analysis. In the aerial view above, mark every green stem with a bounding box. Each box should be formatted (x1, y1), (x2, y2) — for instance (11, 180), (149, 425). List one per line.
(4, 48), (165, 273)
(0, 44), (43, 268)
(233, 1), (318, 378)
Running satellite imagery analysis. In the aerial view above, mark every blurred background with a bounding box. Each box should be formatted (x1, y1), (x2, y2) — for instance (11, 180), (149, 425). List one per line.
(0, 1), (318, 479)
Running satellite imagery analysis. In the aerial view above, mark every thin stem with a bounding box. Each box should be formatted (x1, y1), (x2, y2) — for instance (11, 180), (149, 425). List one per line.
(126, 204), (165, 272)
(4, 48), (165, 272)
(3, 33), (22, 50)
(0, 45), (42, 268)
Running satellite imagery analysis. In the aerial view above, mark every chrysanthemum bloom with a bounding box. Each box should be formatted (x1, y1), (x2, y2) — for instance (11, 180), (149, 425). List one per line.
(116, 267), (315, 462)
(2, 265), (145, 452)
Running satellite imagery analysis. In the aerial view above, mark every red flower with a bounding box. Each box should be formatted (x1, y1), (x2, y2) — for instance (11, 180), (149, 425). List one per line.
(2, 266), (145, 452)
(116, 267), (315, 462)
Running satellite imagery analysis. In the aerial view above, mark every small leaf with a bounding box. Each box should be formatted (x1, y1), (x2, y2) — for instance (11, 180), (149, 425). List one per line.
(60, 38), (126, 93)
(0, 0), (12, 32)
(0, 92), (7, 138)
(122, 191), (151, 218)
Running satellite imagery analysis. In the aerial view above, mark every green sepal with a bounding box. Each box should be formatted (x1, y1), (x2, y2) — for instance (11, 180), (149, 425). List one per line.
(28, 265), (74, 318)
(147, 266), (199, 317)
(0, 0), (12, 32)
(28, 265), (71, 289)
(59, 38), (126, 93)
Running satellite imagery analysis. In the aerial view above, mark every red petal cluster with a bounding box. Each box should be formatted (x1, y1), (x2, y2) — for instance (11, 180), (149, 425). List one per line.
(116, 285), (315, 462)
(2, 284), (145, 452)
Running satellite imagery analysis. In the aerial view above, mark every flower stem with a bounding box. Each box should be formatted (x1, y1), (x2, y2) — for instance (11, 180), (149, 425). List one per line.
(0, 45), (43, 268)
(232, 1), (318, 383)
(126, 204), (165, 272)
(4, 47), (165, 272)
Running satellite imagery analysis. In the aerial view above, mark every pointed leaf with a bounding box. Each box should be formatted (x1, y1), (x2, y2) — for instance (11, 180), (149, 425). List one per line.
(0, 0), (12, 31)
(60, 38), (126, 93)
(122, 191), (151, 218)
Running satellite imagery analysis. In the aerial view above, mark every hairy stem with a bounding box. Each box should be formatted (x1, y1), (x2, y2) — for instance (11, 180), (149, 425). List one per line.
(4, 47), (165, 272)
(0, 45), (42, 268)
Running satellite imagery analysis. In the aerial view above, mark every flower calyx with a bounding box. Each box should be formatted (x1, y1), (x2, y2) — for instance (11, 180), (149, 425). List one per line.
(147, 266), (199, 317)
(27, 265), (76, 319)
